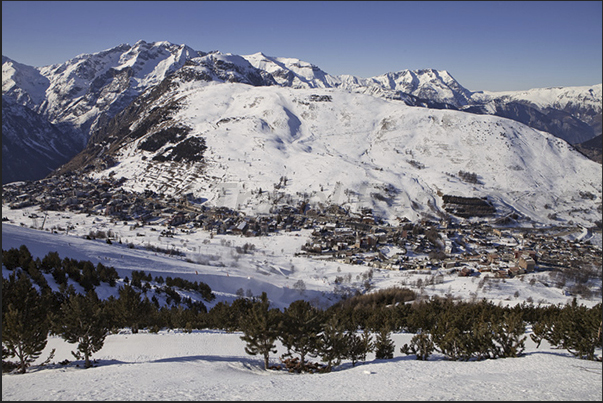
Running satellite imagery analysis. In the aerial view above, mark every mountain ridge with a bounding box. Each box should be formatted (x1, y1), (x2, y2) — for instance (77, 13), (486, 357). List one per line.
(2, 41), (602, 229)
(54, 75), (601, 227)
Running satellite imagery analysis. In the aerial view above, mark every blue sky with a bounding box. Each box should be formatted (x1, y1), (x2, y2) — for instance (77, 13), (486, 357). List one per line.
(2, 1), (601, 91)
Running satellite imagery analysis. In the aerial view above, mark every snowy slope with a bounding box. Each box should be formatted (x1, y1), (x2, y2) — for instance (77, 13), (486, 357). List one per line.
(89, 80), (602, 227)
(4, 216), (601, 312)
(3, 40), (601, 186)
(2, 328), (601, 401)
(2, 213), (602, 400)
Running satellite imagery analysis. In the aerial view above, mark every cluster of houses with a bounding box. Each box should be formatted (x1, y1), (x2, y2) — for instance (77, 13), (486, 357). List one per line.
(296, 217), (545, 278)
(297, 215), (601, 282)
(3, 174), (601, 284)
(2, 175), (364, 236)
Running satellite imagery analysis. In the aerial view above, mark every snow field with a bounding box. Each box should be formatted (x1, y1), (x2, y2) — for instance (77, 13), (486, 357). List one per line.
(2, 329), (601, 401)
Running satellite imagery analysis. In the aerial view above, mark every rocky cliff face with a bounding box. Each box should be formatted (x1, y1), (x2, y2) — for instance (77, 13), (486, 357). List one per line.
(574, 134), (603, 163)
(1, 98), (76, 183)
(2, 41), (204, 183)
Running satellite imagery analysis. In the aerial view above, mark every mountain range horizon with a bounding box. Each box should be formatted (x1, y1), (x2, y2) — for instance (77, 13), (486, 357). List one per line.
(2, 39), (602, 228)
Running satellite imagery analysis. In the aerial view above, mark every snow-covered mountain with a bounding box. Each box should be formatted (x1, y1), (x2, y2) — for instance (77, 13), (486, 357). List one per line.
(55, 70), (601, 227)
(239, 52), (601, 142)
(2, 41), (205, 183)
(241, 53), (475, 107)
(2, 39), (601, 210)
(464, 85), (603, 145)
(33, 40), (203, 133)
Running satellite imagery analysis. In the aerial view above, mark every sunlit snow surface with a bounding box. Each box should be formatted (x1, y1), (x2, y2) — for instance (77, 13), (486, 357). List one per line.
(2, 212), (602, 400)
(88, 81), (601, 227)
(2, 325), (602, 400)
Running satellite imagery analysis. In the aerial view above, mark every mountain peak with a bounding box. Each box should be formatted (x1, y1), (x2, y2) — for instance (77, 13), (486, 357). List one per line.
(133, 39), (177, 49)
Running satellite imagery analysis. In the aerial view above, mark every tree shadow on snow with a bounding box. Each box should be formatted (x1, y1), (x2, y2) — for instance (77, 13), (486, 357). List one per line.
(331, 355), (418, 372)
(150, 354), (263, 367)
(522, 350), (576, 359)
(32, 355), (265, 372)
(25, 358), (129, 373)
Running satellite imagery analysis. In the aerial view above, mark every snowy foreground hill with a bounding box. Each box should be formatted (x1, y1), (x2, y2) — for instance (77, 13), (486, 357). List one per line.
(2, 208), (602, 400)
(2, 328), (602, 401)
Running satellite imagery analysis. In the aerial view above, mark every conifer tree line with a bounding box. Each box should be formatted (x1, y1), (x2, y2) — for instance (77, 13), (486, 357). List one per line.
(3, 245), (602, 374)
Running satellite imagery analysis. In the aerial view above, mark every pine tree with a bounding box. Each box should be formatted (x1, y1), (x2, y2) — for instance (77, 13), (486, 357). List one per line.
(279, 300), (322, 371)
(430, 303), (474, 361)
(345, 332), (364, 367)
(345, 328), (374, 367)
(229, 297), (255, 331)
(115, 284), (151, 333)
(533, 299), (603, 361)
(560, 300), (602, 361)
(240, 292), (281, 370)
(318, 316), (348, 371)
(470, 320), (497, 360)
(400, 332), (435, 361)
(360, 328), (374, 362)
(53, 289), (109, 368)
(2, 271), (50, 373)
(492, 311), (526, 358)
(374, 327), (395, 360)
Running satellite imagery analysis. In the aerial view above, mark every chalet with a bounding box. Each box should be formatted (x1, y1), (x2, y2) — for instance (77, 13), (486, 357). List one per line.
(441, 259), (457, 269)
(168, 212), (187, 227)
(508, 266), (525, 276)
(334, 227), (354, 236)
(458, 267), (474, 277)
(362, 214), (375, 224)
(487, 253), (500, 264)
(500, 252), (515, 262)
(515, 249), (538, 262)
(385, 263), (403, 271)
(518, 256), (536, 272)
(334, 242), (349, 251)
(322, 222), (337, 232)
(495, 269), (510, 278)
(478, 265), (493, 272)
(104, 200), (119, 216)
(232, 220), (249, 235)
